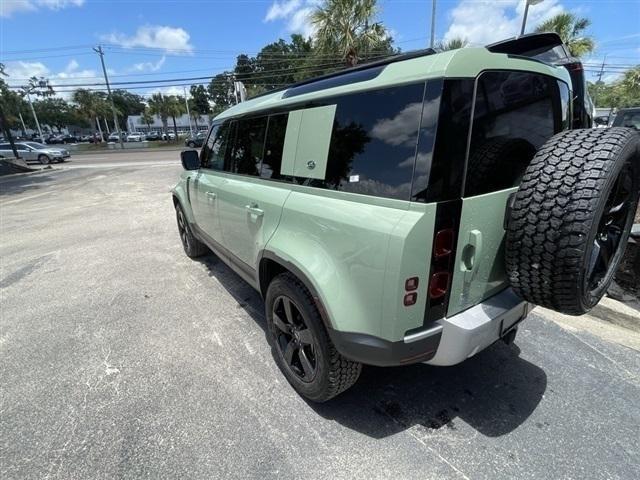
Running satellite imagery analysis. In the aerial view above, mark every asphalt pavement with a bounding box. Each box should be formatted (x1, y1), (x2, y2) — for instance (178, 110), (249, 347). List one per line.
(1, 151), (639, 479)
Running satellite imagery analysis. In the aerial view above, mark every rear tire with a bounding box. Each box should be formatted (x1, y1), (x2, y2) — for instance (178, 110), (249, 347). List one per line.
(175, 203), (207, 258)
(38, 154), (50, 165)
(265, 273), (361, 402)
(506, 128), (640, 315)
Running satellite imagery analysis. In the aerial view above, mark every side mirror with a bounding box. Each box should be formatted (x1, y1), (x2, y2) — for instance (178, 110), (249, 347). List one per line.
(181, 149), (200, 170)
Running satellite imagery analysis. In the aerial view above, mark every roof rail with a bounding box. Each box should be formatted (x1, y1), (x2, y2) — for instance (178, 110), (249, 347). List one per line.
(251, 48), (437, 100)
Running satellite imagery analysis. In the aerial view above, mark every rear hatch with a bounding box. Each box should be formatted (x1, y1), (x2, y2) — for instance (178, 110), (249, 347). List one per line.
(444, 67), (572, 317)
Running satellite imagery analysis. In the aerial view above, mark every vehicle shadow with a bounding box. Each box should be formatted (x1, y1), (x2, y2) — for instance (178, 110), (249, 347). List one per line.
(196, 253), (547, 439)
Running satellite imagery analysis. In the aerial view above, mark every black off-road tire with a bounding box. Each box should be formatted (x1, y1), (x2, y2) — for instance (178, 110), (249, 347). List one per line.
(175, 203), (207, 258)
(506, 128), (640, 315)
(265, 273), (361, 402)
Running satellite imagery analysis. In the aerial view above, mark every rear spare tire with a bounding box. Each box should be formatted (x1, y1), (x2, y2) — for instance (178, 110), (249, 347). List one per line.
(506, 128), (640, 315)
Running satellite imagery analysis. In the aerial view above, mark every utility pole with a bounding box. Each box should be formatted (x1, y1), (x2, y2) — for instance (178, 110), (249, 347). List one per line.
(18, 112), (27, 136)
(183, 86), (193, 136)
(429, 0), (437, 49)
(94, 45), (124, 149)
(520, 0), (544, 36)
(594, 55), (607, 108)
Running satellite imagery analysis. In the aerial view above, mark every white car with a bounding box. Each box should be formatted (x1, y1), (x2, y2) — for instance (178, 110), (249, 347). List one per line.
(127, 133), (144, 142)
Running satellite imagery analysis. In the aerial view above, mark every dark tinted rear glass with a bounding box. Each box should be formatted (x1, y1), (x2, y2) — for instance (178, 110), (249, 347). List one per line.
(305, 83), (425, 200)
(464, 71), (564, 197)
(260, 113), (290, 180)
(202, 122), (231, 170)
(229, 116), (267, 176)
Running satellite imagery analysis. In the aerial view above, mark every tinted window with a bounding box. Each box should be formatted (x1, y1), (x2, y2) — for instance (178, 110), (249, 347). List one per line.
(260, 113), (290, 181)
(0, 144), (10, 149)
(465, 71), (562, 197)
(202, 122), (231, 170)
(305, 83), (425, 200)
(228, 117), (267, 176)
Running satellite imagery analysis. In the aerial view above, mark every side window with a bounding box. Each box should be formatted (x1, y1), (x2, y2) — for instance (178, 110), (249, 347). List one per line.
(260, 113), (290, 181)
(229, 116), (267, 176)
(309, 83), (425, 200)
(202, 122), (231, 170)
(464, 71), (562, 197)
(15, 144), (28, 151)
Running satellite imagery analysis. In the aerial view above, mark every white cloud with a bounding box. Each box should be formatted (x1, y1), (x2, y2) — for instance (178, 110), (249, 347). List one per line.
(265, 0), (302, 21)
(100, 25), (194, 54)
(264, 0), (317, 38)
(371, 102), (423, 147)
(3, 59), (98, 100)
(1, 0), (84, 18)
(443, 0), (565, 46)
(131, 56), (166, 73)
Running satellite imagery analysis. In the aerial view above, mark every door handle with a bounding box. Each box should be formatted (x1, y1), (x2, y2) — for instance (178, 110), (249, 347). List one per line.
(245, 203), (264, 217)
(461, 229), (483, 283)
(205, 191), (217, 200)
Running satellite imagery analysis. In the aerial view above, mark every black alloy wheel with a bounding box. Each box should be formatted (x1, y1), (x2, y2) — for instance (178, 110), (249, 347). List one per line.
(586, 161), (635, 294)
(271, 295), (318, 382)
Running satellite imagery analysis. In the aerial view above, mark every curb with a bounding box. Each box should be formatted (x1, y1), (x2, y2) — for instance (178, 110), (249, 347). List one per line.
(589, 296), (640, 333)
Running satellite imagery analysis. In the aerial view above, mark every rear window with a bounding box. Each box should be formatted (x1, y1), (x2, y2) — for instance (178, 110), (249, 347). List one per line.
(306, 83), (425, 200)
(464, 71), (568, 197)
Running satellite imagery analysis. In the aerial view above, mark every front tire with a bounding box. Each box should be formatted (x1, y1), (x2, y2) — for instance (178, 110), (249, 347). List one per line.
(175, 203), (207, 258)
(265, 273), (361, 402)
(506, 128), (640, 315)
(38, 154), (50, 165)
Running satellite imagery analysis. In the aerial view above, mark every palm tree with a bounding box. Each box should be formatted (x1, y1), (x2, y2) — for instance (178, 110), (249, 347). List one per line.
(139, 107), (154, 132)
(167, 96), (186, 142)
(311, 0), (392, 66)
(72, 89), (110, 141)
(535, 13), (595, 57)
(148, 93), (171, 138)
(435, 37), (469, 52)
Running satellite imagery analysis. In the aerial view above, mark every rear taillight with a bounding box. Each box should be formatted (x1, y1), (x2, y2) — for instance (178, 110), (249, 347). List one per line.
(434, 228), (454, 258)
(429, 271), (450, 299)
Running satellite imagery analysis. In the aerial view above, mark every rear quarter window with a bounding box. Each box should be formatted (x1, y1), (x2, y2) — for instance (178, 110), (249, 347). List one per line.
(464, 71), (567, 197)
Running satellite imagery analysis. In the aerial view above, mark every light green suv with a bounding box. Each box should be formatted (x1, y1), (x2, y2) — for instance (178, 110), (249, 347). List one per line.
(172, 34), (639, 401)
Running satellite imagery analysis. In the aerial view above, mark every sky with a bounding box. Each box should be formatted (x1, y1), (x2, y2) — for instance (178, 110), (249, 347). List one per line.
(0, 0), (638, 100)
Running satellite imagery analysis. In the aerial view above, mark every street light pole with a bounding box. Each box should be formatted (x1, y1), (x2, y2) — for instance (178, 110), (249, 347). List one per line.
(94, 45), (124, 149)
(520, 0), (544, 36)
(430, 0), (437, 49)
(26, 93), (44, 141)
(183, 86), (193, 136)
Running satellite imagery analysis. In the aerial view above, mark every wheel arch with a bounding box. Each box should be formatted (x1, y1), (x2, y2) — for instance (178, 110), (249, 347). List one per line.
(258, 251), (335, 332)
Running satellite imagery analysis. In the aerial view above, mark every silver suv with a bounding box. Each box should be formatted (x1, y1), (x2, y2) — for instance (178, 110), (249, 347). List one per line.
(0, 142), (70, 164)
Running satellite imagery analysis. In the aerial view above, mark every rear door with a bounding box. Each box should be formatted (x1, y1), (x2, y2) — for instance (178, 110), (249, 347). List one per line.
(216, 113), (297, 268)
(447, 70), (571, 316)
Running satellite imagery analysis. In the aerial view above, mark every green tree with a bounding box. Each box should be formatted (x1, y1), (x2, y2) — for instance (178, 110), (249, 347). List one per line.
(189, 84), (211, 115)
(435, 37), (469, 52)
(33, 98), (73, 132)
(311, 0), (394, 66)
(255, 35), (317, 89)
(111, 90), (145, 131)
(207, 73), (235, 114)
(72, 89), (110, 140)
(147, 93), (171, 137)
(139, 107), (155, 131)
(535, 13), (595, 57)
(588, 66), (640, 109)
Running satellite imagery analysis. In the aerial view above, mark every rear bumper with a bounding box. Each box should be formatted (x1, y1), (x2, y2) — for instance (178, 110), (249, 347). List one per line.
(426, 288), (530, 366)
(331, 288), (530, 367)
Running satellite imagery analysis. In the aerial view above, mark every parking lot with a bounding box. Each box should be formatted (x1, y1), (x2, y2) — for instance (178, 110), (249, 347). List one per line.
(1, 151), (639, 479)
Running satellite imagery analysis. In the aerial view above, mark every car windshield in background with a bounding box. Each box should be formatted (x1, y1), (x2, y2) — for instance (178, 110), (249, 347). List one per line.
(613, 110), (640, 129)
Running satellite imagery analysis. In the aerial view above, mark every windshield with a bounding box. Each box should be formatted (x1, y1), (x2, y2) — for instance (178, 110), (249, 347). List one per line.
(25, 142), (47, 149)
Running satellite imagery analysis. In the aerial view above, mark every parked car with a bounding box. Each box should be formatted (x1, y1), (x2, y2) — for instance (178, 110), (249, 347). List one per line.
(172, 33), (640, 402)
(126, 133), (144, 142)
(145, 131), (163, 141)
(611, 107), (640, 130)
(184, 132), (207, 148)
(47, 134), (78, 144)
(0, 141), (70, 164)
(107, 132), (127, 142)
